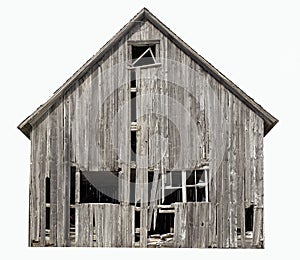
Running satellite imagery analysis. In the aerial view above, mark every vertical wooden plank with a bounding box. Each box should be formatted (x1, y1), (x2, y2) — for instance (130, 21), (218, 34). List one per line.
(249, 111), (256, 205)
(258, 118), (264, 247)
(28, 128), (34, 246)
(39, 118), (47, 246)
(174, 203), (187, 248)
(239, 104), (246, 248)
(74, 81), (81, 167)
(191, 202), (199, 248)
(88, 204), (94, 247)
(148, 169), (160, 230)
(136, 67), (151, 247)
(88, 67), (100, 171)
(32, 123), (41, 243)
(198, 203), (206, 248)
(187, 202), (194, 248)
(68, 85), (76, 165)
(120, 203), (126, 246)
(81, 204), (88, 247)
(131, 206), (135, 248)
(56, 98), (65, 247)
(253, 116), (264, 248)
(110, 204), (115, 247)
(95, 204), (104, 247)
(75, 204), (79, 246)
(215, 86), (224, 248)
(222, 90), (230, 248)
(253, 207), (263, 247)
(49, 106), (57, 246)
(229, 96), (238, 248)
(162, 35), (169, 170)
(244, 107), (251, 208)
(116, 204), (122, 247)
(63, 92), (71, 246)
(104, 204), (112, 247)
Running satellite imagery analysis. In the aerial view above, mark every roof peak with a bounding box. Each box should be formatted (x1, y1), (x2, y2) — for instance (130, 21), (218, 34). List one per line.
(18, 8), (278, 138)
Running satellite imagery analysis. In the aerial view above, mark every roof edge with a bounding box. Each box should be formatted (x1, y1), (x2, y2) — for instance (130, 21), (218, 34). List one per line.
(18, 7), (278, 138)
(17, 8), (147, 139)
(143, 9), (278, 135)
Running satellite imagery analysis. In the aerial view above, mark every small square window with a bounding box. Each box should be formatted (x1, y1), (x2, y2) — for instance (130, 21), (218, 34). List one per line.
(131, 45), (157, 67)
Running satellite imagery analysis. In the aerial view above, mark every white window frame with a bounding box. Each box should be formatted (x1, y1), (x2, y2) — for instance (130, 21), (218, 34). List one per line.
(161, 168), (209, 204)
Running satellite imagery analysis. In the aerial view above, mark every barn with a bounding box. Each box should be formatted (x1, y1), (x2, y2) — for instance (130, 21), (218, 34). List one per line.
(18, 8), (278, 248)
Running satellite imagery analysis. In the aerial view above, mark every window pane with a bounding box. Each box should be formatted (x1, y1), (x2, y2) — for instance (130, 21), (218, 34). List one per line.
(196, 186), (206, 202)
(165, 171), (171, 187)
(196, 170), (205, 183)
(187, 187), (196, 202)
(186, 170), (195, 185)
(172, 171), (182, 187)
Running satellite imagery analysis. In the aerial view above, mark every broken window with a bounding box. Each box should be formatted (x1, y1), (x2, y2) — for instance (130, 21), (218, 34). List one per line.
(161, 169), (209, 204)
(131, 45), (157, 67)
(186, 170), (208, 202)
(80, 171), (120, 204)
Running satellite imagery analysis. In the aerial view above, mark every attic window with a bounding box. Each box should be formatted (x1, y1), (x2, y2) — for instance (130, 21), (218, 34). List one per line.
(131, 44), (158, 67)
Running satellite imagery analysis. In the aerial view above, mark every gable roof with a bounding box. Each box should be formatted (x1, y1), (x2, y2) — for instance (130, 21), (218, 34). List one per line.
(18, 8), (278, 139)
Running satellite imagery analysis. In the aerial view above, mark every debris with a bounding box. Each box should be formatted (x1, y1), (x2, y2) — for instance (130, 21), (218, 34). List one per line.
(160, 233), (174, 240)
(150, 234), (161, 238)
(147, 233), (174, 247)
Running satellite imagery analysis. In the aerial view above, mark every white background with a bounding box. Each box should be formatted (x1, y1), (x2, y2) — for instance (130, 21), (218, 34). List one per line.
(0, 0), (298, 258)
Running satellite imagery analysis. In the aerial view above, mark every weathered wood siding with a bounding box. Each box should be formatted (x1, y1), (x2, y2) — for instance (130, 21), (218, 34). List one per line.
(174, 202), (212, 248)
(28, 20), (264, 247)
(76, 204), (134, 247)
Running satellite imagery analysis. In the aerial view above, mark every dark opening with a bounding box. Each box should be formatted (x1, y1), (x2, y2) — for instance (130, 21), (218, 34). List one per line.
(70, 167), (76, 205)
(186, 170), (205, 185)
(149, 213), (174, 235)
(162, 189), (182, 205)
(131, 131), (137, 162)
(131, 90), (137, 122)
(196, 170), (205, 183)
(45, 177), (50, 204)
(46, 207), (50, 230)
(70, 208), (75, 227)
(130, 70), (136, 88)
(187, 187), (196, 202)
(80, 171), (119, 204)
(148, 171), (154, 183)
(132, 45), (156, 67)
(135, 210), (140, 242)
(130, 169), (136, 205)
(45, 177), (50, 230)
(245, 205), (254, 232)
(148, 171), (154, 200)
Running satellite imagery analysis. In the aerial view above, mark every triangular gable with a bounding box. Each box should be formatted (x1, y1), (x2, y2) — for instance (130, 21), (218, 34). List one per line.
(18, 8), (278, 138)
